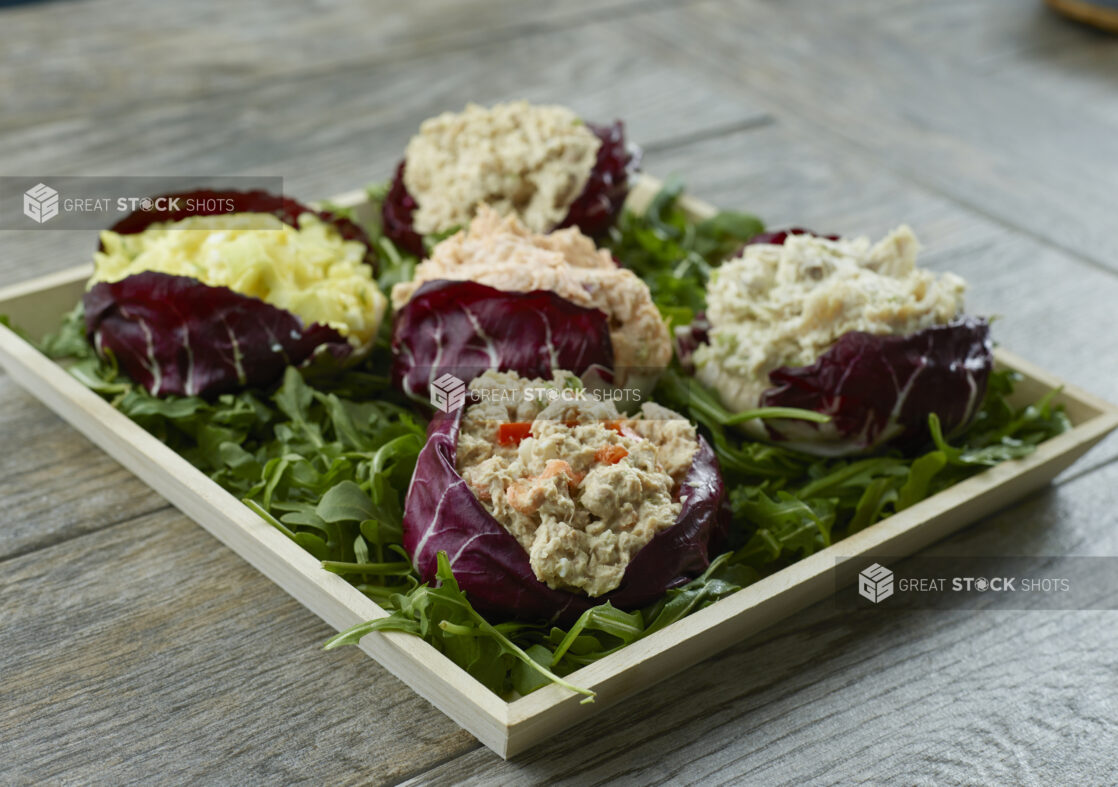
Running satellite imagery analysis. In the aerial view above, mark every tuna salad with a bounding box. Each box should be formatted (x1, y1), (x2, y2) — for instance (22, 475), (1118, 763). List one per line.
(405, 102), (600, 235)
(456, 370), (699, 597)
(391, 206), (672, 378)
(382, 101), (637, 256)
(693, 226), (967, 413)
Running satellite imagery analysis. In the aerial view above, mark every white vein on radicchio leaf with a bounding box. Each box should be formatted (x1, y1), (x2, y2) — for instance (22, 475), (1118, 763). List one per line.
(389, 280), (616, 403)
(401, 398), (729, 625)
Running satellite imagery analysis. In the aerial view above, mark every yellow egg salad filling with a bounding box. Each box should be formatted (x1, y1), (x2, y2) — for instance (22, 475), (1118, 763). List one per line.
(91, 212), (386, 351)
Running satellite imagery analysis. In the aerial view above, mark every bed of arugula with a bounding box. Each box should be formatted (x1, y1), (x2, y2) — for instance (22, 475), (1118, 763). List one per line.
(37, 179), (1070, 702)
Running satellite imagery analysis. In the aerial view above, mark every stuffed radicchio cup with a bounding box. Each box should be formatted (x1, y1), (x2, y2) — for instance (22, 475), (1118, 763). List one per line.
(402, 370), (728, 624)
(83, 189), (385, 397)
(686, 226), (994, 456)
(382, 101), (639, 257)
(390, 206), (672, 403)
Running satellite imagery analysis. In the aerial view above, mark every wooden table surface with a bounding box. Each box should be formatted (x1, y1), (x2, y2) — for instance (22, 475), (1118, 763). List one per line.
(2, 1), (1117, 783)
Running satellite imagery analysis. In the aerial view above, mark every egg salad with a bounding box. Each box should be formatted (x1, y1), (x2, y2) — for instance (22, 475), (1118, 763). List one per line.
(91, 212), (387, 351)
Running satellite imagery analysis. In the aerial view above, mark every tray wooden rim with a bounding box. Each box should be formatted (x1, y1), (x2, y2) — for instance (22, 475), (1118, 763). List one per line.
(1, 177), (1115, 758)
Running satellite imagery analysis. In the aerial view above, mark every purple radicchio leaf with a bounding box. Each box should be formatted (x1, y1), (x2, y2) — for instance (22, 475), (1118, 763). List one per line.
(390, 280), (615, 404)
(84, 271), (352, 397)
(554, 120), (641, 238)
(380, 162), (426, 258)
(674, 311), (711, 374)
(381, 120), (640, 254)
(402, 402), (728, 625)
(758, 316), (994, 456)
(106, 188), (377, 269)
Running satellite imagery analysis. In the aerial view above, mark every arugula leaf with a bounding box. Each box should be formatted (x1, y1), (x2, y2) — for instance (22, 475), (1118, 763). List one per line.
(35, 305), (92, 358)
(316, 481), (377, 523)
(326, 552), (595, 701)
(731, 488), (836, 564)
(605, 177), (764, 314)
(640, 554), (757, 636)
(511, 645), (555, 696)
(896, 451), (947, 511)
(550, 604), (644, 665)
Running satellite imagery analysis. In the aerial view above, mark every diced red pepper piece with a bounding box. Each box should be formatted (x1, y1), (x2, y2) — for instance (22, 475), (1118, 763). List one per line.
(497, 422), (533, 446)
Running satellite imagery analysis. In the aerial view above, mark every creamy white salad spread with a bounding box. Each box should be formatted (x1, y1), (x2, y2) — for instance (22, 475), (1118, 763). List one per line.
(392, 206), (672, 377)
(91, 213), (387, 351)
(456, 370), (699, 597)
(403, 101), (601, 235)
(694, 226), (968, 413)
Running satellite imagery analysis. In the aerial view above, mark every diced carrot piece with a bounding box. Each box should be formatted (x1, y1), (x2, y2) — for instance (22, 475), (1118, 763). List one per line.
(595, 444), (629, 464)
(497, 422), (533, 446)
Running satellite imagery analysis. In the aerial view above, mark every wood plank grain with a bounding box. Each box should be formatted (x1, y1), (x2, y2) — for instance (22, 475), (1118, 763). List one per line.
(974, 34), (1118, 128)
(0, 18), (770, 287)
(1, 0), (1115, 780)
(628, 0), (1118, 278)
(0, 0), (684, 134)
(0, 374), (169, 561)
(777, 0), (1103, 70)
(398, 460), (1118, 785)
(794, 0), (1118, 128)
(0, 509), (480, 785)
